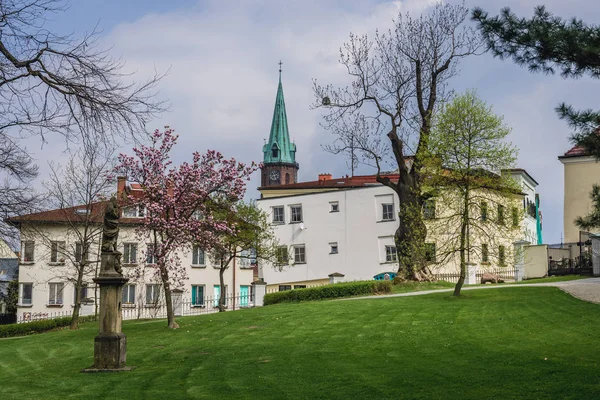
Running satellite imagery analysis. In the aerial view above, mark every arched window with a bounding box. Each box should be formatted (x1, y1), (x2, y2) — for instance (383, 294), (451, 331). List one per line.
(271, 144), (279, 158)
(285, 173), (290, 184)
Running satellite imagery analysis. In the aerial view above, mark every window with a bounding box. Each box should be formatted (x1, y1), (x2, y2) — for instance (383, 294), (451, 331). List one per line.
(74, 242), (88, 263)
(330, 242), (338, 254)
(481, 244), (489, 263)
(146, 243), (157, 264)
(21, 241), (34, 262)
(145, 284), (160, 304)
(290, 205), (303, 223)
(480, 201), (488, 222)
(192, 245), (205, 266)
(294, 245), (306, 264)
(73, 284), (88, 304)
(272, 145), (279, 158)
(425, 243), (437, 263)
(497, 204), (505, 225)
(272, 206), (284, 224)
(238, 249), (251, 268)
(279, 285), (292, 291)
(19, 283), (32, 305)
(123, 243), (138, 264)
(385, 246), (397, 263)
(50, 241), (66, 263)
(123, 205), (145, 218)
(423, 199), (436, 219)
(191, 285), (205, 306)
(498, 245), (506, 266)
(512, 207), (519, 228)
(122, 284), (136, 304)
(285, 173), (290, 185)
(214, 285), (228, 307)
(330, 202), (339, 213)
(48, 282), (64, 305)
(382, 203), (394, 221)
(276, 246), (288, 265)
(294, 285), (307, 289)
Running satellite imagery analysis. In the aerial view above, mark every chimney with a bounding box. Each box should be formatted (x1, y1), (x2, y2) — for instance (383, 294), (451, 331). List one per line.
(117, 176), (126, 196)
(318, 173), (332, 181)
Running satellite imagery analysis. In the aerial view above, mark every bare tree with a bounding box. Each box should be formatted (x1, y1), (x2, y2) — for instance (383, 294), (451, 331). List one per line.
(26, 137), (115, 329)
(0, 0), (166, 244)
(313, 2), (482, 280)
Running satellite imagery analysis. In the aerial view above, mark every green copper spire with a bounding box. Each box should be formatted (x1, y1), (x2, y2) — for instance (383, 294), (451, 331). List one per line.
(263, 66), (297, 165)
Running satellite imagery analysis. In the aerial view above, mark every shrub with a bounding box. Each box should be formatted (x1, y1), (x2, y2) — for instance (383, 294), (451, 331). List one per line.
(264, 280), (392, 305)
(0, 314), (97, 338)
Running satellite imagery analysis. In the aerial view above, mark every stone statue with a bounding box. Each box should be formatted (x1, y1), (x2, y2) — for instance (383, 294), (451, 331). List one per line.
(101, 196), (122, 275)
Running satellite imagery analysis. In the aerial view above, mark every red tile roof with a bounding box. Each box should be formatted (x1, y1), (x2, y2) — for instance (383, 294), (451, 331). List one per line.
(260, 174), (400, 190)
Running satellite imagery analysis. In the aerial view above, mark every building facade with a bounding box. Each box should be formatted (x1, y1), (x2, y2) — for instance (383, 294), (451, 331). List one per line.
(8, 181), (254, 320)
(257, 171), (540, 291)
(559, 142), (600, 242)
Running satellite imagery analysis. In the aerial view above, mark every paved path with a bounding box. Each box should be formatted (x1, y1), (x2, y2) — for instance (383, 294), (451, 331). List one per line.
(344, 277), (600, 304)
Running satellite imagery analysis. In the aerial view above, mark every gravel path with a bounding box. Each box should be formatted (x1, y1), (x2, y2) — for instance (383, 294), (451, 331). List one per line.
(344, 277), (600, 304)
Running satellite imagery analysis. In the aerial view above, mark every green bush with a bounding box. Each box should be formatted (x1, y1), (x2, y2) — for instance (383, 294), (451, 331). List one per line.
(0, 314), (97, 338)
(264, 280), (392, 305)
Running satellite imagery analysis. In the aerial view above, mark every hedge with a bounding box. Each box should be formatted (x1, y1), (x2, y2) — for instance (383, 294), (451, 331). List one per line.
(263, 280), (392, 305)
(0, 315), (97, 338)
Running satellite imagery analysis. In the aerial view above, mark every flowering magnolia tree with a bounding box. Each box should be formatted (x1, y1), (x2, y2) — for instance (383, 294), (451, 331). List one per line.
(115, 128), (258, 328)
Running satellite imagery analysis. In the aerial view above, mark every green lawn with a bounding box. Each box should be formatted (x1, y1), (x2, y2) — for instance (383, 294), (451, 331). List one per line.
(1, 287), (600, 399)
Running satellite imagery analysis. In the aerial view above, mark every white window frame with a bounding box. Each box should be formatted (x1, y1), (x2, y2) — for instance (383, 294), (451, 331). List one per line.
(21, 241), (35, 262)
(192, 245), (205, 266)
(145, 284), (161, 305)
(73, 283), (89, 304)
(48, 282), (64, 305)
(50, 241), (66, 263)
(191, 285), (205, 307)
(123, 205), (145, 218)
(146, 243), (157, 264)
(19, 282), (33, 305)
(290, 204), (303, 223)
(122, 284), (136, 305)
(385, 245), (398, 263)
(74, 242), (88, 263)
(382, 203), (395, 221)
(294, 245), (306, 264)
(123, 243), (138, 264)
(272, 206), (285, 224)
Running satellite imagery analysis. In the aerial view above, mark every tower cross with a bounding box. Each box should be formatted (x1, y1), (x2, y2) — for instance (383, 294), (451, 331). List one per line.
(278, 60), (283, 74)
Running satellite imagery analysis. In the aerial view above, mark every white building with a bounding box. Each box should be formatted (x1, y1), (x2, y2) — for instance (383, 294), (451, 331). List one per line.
(8, 180), (254, 321)
(257, 171), (541, 291)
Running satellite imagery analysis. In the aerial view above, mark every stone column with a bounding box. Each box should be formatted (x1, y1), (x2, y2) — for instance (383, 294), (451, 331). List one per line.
(465, 262), (478, 285)
(328, 272), (345, 284)
(591, 234), (600, 276)
(171, 289), (183, 317)
(513, 240), (530, 282)
(84, 251), (132, 372)
(252, 279), (267, 307)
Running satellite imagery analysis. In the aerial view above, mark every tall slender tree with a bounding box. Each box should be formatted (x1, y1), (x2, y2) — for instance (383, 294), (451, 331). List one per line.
(314, 2), (482, 280)
(426, 91), (520, 296)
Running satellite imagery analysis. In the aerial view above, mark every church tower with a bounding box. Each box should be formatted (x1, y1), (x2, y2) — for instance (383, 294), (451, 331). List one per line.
(260, 64), (299, 187)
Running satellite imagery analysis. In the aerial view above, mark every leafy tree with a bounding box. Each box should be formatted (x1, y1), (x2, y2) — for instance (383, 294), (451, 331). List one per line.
(209, 201), (278, 312)
(1, 280), (18, 315)
(472, 6), (600, 150)
(116, 129), (257, 328)
(427, 91), (520, 296)
(313, 2), (482, 280)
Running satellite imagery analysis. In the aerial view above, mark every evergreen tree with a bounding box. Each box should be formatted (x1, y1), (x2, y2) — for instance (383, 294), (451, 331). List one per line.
(472, 6), (600, 151)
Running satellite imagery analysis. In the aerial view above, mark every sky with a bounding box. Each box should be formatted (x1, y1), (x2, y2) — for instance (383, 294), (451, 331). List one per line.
(22, 0), (600, 244)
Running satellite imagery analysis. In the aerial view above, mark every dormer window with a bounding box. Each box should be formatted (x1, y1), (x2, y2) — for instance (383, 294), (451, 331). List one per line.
(272, 144), (279, 158)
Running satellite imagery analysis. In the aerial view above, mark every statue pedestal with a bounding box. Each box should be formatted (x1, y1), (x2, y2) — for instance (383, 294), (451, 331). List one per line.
(83, 255), (134, 372)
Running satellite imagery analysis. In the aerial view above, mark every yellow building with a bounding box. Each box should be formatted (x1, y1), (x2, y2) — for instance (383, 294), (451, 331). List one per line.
(559, 143), (600, 242)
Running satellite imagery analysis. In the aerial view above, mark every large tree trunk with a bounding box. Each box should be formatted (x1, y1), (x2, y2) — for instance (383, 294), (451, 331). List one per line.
(69, 264), (85, 330)
(160, 263), (179, 329)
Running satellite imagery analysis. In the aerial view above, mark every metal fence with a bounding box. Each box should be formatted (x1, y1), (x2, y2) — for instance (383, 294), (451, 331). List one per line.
(434, 267), (517, 284)
(547, 238), (593, 276)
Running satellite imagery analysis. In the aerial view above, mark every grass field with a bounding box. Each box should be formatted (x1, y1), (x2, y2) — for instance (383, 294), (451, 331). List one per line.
(1, 286), (599, 399)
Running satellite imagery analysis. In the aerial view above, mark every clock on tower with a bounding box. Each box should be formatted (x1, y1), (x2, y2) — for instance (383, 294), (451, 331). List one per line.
(269, 170), (280, 184)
